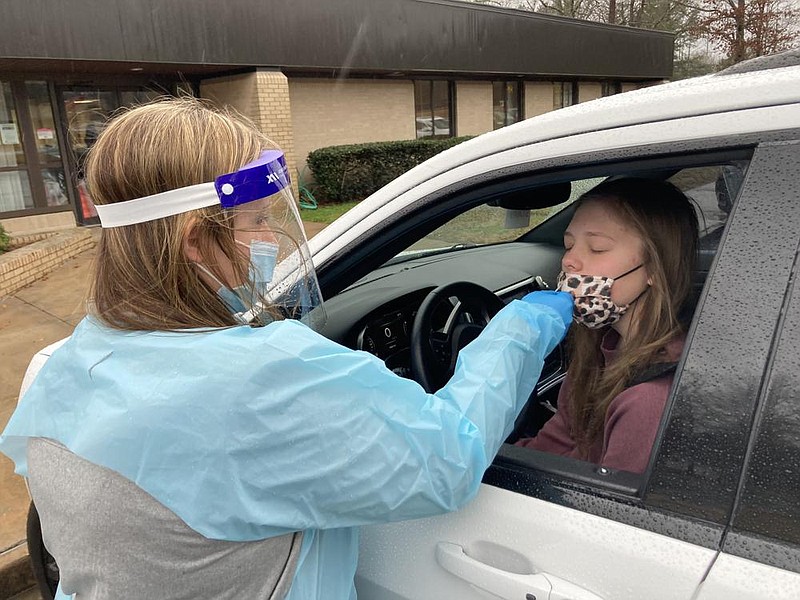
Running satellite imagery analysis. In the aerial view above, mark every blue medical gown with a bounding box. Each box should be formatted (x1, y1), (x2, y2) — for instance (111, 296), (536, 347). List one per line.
(0, 299), (566, 599)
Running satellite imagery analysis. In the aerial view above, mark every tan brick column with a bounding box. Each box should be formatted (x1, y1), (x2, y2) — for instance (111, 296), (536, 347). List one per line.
(200, 70), (299, 198)
(252, 70), (298, 197)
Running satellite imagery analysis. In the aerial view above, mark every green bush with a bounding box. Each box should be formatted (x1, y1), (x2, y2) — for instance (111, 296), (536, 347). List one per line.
(306, 136), (473, 203)
(0, 223), (10, 254)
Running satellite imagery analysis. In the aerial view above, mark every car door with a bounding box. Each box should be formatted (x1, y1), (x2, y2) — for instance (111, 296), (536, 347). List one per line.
(693, 143), (800, 600)
(350, 138), (800, 600)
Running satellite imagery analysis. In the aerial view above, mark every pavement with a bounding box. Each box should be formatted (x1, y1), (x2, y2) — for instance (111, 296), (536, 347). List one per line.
(0, 221), (327, 599)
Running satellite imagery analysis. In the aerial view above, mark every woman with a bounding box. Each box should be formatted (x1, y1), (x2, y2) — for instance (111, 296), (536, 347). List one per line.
(518, 177), (699, 474)
(0, 98), (572, 600)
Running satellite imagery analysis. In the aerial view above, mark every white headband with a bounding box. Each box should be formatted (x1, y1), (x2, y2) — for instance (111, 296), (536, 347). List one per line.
(94, 183), (219, 228)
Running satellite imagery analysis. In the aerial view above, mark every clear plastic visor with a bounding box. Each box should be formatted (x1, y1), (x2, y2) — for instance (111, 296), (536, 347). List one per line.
(224, 186), (325, 330)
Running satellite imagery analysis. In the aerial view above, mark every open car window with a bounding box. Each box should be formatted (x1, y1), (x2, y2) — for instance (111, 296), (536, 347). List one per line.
(505, 159), (751, 490)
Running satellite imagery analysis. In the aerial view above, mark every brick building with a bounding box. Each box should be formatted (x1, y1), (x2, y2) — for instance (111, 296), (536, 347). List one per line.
(0, 0), (673, 234)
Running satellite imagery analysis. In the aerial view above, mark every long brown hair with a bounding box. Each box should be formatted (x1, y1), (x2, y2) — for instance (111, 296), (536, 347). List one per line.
(86, 97), (274, 331)
(565, 178), (699, 455)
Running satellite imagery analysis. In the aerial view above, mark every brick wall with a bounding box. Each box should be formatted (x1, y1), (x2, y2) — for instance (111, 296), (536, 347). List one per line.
(578, 82), (603, 103)
(200, 70), (299, 196)
(456, 81), (493, 136)
(0, 211), (76, 236)
(0, 230), (94, 298)
(288, 78), (415, 170)
(524, 82), (554, 118)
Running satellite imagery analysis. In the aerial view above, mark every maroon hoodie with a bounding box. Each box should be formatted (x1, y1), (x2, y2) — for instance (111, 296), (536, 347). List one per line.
(516, 330), (685, 474)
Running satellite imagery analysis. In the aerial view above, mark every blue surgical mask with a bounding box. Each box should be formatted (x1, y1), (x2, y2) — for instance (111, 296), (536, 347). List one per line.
(216, 285), (249, 315)
(241, 240), (279, 285)
(196, 240), (280, 322)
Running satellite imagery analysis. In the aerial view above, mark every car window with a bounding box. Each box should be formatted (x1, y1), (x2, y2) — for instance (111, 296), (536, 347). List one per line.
(506, 159), (751, 482)
(668, 161), (746, 245)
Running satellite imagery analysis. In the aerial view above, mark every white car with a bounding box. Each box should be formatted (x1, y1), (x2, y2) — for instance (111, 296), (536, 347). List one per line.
(25, 51), (800, 599)
(307, 50), (800, 600)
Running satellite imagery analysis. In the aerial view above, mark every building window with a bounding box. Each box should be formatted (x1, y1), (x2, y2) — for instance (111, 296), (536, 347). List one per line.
(0, 80), (178, 221)
(602, 81), (622, 97)
(414, 80), (454, 139)
(0, 80), (69, 215)
(492, 81), (523, 130)
(61, 87), (163, 224)
(27, 82), (68, 208)
(553, 82), (578, 110)
(0, 81), (33, 213)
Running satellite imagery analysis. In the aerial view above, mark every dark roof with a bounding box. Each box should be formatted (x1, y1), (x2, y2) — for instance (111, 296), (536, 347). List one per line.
(0, 0), (673, 80)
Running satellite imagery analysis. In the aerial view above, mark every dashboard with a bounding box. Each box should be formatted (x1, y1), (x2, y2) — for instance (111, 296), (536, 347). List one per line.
(318, 241), (564, 377)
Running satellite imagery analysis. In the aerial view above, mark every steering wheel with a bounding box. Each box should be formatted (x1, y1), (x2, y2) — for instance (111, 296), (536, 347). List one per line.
(410, 281), (505, 393)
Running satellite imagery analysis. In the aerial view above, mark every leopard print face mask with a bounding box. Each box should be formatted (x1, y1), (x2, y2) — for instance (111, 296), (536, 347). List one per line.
(556, 264), (644, 329)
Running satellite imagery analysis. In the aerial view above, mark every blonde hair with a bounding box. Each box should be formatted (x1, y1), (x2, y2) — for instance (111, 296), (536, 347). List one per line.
(86, 97), (275, 331)
(565, 178), (699, 454)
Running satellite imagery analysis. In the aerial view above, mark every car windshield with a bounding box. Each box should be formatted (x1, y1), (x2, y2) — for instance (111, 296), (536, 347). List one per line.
(384, 177), (602, 266)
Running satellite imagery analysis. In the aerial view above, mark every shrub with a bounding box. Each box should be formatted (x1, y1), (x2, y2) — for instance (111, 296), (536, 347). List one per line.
(306, 136), (473, 203)
(0, 223), (10, 254)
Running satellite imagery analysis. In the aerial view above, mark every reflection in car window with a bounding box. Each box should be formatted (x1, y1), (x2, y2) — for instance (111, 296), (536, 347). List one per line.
(667, 163), (746, 238)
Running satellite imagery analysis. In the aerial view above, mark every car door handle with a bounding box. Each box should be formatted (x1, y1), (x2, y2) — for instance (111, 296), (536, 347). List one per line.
(436, 542), (605, 600)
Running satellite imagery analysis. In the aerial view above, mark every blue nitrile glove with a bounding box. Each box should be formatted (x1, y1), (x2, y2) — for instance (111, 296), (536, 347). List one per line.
(521, 290), (574, 330)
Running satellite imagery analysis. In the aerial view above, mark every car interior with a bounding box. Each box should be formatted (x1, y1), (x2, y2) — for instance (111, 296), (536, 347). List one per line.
(316, 151), (751, 482)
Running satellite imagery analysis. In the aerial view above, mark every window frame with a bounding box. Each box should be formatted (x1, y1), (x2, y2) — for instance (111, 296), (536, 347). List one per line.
(602, 81), (622, 97)
(553, 81), (578, 109)
(317, 139), (800, 552)
(413, 79), (455, 139)
(482, 142), (799, 555)
(492, 80), (523, 130)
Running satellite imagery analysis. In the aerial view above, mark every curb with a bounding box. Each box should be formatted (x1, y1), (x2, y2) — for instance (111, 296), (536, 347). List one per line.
(0, 229), (96, 299)
(0, 542), (35, 600)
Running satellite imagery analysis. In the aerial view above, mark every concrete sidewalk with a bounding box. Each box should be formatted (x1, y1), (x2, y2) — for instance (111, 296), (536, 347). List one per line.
(0, 221), (327, 599)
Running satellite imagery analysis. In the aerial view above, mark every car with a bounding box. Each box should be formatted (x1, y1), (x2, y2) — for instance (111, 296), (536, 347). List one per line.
(416, 116), (451, 137)
(24, 51), (800, 599)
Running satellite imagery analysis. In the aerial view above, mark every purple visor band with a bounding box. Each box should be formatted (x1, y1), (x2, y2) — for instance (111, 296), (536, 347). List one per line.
(214, 150), (290, 209)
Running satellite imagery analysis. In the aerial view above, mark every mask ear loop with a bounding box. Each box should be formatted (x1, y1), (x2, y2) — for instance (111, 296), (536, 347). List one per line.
(614, 263), (644, 280)
(195, 263), (226, 290)
(194, 262), (254, 325)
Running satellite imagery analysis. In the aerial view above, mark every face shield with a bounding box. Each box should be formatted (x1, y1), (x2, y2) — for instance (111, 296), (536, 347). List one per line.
(94, 150), (325, 330)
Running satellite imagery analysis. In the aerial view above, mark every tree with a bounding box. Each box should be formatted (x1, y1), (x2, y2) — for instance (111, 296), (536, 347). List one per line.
(465, 0), (703, 58)
(691, 0), (800, 64)
(460, 0), (800, 72)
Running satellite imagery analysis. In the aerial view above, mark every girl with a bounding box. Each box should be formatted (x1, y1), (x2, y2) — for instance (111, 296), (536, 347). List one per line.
(518, 177), (699, 474)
